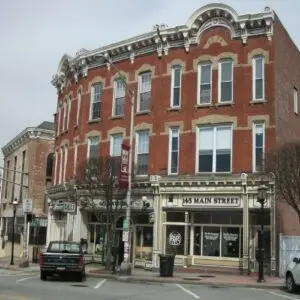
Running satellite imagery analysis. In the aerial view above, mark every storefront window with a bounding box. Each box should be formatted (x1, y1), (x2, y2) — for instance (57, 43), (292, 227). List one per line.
(194, 227), (202, 255)
(221, 227), (239, 258)
(135, 226), (153, 260)
(202, 226), (220, 256)
(166, 225), (185, 255)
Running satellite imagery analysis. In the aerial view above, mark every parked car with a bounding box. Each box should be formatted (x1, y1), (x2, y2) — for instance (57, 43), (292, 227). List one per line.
(39, 241), (86, 282)
(285, 257), (300, 292)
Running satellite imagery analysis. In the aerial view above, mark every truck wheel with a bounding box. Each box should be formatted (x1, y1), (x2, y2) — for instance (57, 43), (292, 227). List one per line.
(40, 271), (47, 281)
(286, 273), (296, 293)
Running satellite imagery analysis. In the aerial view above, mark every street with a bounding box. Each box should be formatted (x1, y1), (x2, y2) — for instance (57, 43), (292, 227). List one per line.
(0, 269), (298, 300)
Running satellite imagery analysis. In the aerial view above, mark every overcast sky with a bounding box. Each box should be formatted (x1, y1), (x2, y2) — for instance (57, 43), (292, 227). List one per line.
(0, 0), (297, 160)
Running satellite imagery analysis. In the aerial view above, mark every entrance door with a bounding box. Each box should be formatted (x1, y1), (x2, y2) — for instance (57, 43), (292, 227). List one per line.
(252, 227), (271, 274)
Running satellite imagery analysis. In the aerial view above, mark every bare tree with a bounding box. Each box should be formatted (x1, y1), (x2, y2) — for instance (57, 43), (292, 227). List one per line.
(74, 156), (127, 272)
(265, 141), (300, 222)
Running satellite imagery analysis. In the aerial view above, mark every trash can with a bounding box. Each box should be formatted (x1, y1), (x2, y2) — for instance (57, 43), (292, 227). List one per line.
(159, 254), (175, 277)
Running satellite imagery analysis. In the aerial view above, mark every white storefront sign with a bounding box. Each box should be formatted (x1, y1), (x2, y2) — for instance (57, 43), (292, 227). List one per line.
(182, 196), (241, 207)
(23, 199), (33, 213)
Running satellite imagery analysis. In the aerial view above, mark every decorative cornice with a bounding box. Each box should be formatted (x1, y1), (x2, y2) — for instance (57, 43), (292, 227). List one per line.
(1, 126), (55, 157)
(51, 4), (275, 93)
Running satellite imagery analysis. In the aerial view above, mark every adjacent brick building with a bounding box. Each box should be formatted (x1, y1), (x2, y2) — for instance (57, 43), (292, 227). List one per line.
(47, 4), (300, 275)
(0, 121), (55, 259)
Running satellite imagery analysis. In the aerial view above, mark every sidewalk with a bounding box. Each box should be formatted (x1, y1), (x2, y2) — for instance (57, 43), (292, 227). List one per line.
(0, 257), (285, 290)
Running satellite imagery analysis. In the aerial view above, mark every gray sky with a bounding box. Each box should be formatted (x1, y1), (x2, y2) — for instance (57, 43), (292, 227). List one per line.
(0, 0), (297, 159)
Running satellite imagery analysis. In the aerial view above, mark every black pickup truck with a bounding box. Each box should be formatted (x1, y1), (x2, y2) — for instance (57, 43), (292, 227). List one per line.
(39, 241), (86, 281)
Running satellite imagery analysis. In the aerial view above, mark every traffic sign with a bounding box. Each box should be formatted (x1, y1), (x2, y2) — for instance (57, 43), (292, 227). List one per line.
(23, 199), (32, 213)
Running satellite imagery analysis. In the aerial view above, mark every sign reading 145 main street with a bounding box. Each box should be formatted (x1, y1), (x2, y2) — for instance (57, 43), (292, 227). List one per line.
(182, 196), (241, 207)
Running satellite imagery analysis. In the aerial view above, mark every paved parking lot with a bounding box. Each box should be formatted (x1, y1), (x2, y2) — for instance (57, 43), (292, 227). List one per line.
(0, 269), (299, 300)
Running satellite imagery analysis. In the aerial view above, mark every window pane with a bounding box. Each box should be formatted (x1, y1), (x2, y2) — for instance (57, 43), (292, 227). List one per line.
(199, 128), (213, 150)
(200, 84), (211, 104)
(202, 227), (220, 257)
(255, 125), (264, 147)
(143, 226), (153, 247)
(166, 225), (185, 255)
(201, 64), (211, 84)
(115, 97), (125, 115)
(221, 227), (240, 258)
(137, 153), (148, 175)
(221, 82), (232, 102)
(112, 134), (123, 156)
(171, 151), (178, 173)
(140, 91), (151, 111)
(256, 148), (263, 170)
(138, 131), (149, 154)
(255, 79), (263, 99)
(221, 61), (232, 82)
(216, 150), (231, 172)
(173, 67), (181, 87)
(199, 152), (213, 172)
(172, 135), (178, 151)
(216, 127), (231, 150)
(255, 58), (263, 79)
(194, 227), (202, 255)
(173, 87), (180, 106)
(140, 72), (152, 92)
(92, 102), (101, 119)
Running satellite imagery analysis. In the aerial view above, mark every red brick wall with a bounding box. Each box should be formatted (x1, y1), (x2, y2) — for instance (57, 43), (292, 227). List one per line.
(55, 26), (276, 181)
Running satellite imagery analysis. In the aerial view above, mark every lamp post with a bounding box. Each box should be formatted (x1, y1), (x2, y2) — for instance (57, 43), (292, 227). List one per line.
(257, 183), (268, 283)
(97, 54), (134, 275)
(10, 198), (18, 265)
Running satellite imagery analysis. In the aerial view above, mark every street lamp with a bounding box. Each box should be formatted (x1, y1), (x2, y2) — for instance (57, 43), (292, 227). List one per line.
(256, 183), (268, 283)
(97, 53), (135, 275)
(10, 198), (18, 265)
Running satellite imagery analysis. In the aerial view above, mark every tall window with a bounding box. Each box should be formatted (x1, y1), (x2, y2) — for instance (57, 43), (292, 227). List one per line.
(63, 146), (68, 182)
(90, 83), (103, 120)
(136, 130), (149, 175)
(63, 101), (67, 131)
(138, 72), (151, 112)
(73, 141), (78, 176)
(58, 148), (63, 184)
(198, 62), (212, 105)
(170, 65), (181, 107)
(54, 151), (58, 185)
(168, 128), (179, 175)
(4, 160), (10, 198)
(253, 123), (265, 172)
(294, 88), (298, 114)
(20, 150), (26, 201)
(113, 79), (125, 116)
(76, 92), (81, 125)
(197, 126), (232, 173)
(57, 106), (61, 135)
(219, 59), (233, 103)
(67, 97), (71, 129)
(87, 136), (100, 159)
(110, 133), (123, 176)
(252, 56), (265, 101)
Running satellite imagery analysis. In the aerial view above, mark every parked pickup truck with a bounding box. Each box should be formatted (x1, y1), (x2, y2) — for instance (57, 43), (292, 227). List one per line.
(39, 241), (86, 282)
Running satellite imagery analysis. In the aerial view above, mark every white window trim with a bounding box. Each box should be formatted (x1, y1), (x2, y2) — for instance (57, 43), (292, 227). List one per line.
(110, 133), (124, 156)
(58, 148), (63, 183)
(137, 72), (152, 112)
(168, 127), (179, 175)
(294, 88), (298, 114)
(195, 125), (233, 174)
(197, 62), (212, 105)
(135, 130), (149, 176)
(87, 136), (100, 159)
(76, 93), (81, 125)
(170, 65), (182, 108)
(252, 122), (265, 173)
(63, 146), (68, 182)
(112, 80), (125, 117)
(218, 60), (234, 103)
(73, 142), (78, 177)
(89, 83), (102, 120)
(252, 56), (265, 101)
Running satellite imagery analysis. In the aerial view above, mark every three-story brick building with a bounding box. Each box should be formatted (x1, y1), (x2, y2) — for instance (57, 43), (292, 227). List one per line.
(47, 4), (300, 275)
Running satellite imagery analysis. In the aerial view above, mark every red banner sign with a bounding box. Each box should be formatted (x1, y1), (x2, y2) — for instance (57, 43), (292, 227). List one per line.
(119, 143), (130, 188)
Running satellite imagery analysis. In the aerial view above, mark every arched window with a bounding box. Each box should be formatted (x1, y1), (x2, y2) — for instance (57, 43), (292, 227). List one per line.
(46, 153), (54, 178)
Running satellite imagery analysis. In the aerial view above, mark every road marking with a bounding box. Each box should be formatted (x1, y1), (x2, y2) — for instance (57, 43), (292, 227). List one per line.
(94, 279), (107, 289)
(176, 284), (200, 299)
(16, 276), (39, 282)
(269, 291), (299, 300)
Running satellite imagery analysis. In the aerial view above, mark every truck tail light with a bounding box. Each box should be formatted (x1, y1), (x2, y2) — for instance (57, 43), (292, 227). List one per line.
(79, 256), (84, 266)
(39, 254), (44, 265)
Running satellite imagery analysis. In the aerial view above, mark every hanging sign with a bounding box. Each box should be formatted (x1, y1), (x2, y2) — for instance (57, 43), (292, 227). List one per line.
(119, 143), (129, 188)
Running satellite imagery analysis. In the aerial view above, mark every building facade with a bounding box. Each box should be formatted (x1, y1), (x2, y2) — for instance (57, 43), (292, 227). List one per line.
(47, 4), (300, 275)
(0, 122), (55, 258)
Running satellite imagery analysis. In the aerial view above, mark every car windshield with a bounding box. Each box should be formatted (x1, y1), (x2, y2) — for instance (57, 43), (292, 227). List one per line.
(48, 242), (81, 253)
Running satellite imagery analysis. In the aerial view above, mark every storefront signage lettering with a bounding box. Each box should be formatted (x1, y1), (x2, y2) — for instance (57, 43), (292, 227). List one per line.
(182, 196), (240, 207)
(169, 231), (182, 246)
(204, 232), (219, 241)
(223, 233), (238, 242)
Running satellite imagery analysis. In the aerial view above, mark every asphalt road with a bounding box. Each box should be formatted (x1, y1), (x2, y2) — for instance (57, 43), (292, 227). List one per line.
(0, 269), (299, 300)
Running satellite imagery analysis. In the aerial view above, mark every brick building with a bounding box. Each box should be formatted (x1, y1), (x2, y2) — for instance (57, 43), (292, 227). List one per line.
(47, 4), (300, 275)
(0, 121), (55, 259)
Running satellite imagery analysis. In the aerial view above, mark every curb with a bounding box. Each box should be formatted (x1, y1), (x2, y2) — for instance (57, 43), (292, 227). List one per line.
(86, 272), (285, 290)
